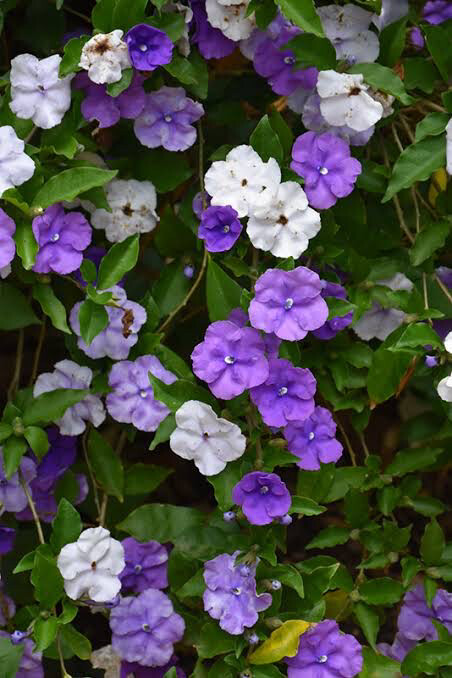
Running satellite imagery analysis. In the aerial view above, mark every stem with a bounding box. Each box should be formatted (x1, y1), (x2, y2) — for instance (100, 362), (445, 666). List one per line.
(7, 330), (24, 401)
(359, 432), (370, 459)
(57, 632), (71, 678)
(24, 126), (37, 145)
(399, 115), (415, 144)
(423, 273), (433, 326)
(411, 187), (420, 234)
(381, 136), (414, 244)
(29, 319), (46, 385)
(414, 188), (437, 218)
(82, 428), (101, 518)
(423, 101), (446, 113)
(391, 124), (404, 153)
(334, 416), (357, 467)
(435, 274), (452, 305)
(247, 411), (263, 469)
(20, 472), (45, 545)
(99, 430), (127, 527)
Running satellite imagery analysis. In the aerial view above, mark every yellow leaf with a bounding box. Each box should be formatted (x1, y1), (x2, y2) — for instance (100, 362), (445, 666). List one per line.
(248, 620), (312, 665)
(428, 168), (447, 206)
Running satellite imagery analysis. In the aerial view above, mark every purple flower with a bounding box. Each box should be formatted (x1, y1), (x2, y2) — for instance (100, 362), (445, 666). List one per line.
(228, 307), (248, 328)
(183, 265), (194, 279)
(232, 471), (291, 525)
(249, 267), (329, 341)
(198, 205), (242, 252)
(121, 656), (186, 678)
(0, 453), (36, 513)
(0, 526), (15, 555)
(32, 204), (92, 275)
(423, 0), (452, 24)
(192, 191), (211, 218)
(0, 208), (15, 270)
(284, 406), (343, 471)
(203, 552), (272, 634)
(110, 589), (185, 667)
(378, 631), (416, 665)
(120, 538), (168, 593)
(291, 132), (362, 210)
(285, 620), (363, 678)
(74, 72), (146, 128)
(398, 584), (452, 641)
(312, 281), (353, 340)
(436, 266), (452, 289)
(253, 27), (318, 96)
(107, 355), (176, 432)
(70, 286), (147, 360)
(125, 24), (173, 71)
(425, 354), (438, 367)
(191, 320), (269, 400)
(190, 0), (236, 59)
(250, 358), (316, 428)
(134, 86), (204, 152)
(0, 632), (43, 678)
(409, 27), (425, 49)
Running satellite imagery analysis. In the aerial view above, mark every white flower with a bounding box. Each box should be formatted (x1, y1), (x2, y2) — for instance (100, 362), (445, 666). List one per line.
(369, 89), (395, 118)
(163, 1), (193, 56)
(205, 0), (256, 41)
(33, 359), (106, 436)
(353, 273), (413, 341)
(247, 181), (321, 258)
(10, 54), (73, 129)
(91, 645), (121, 678)
(169, 400), (246, 476)
(318, 5), (379, 64)
(91, 179), (158, 243)
(446, 118), (452, 176)
(437, 373), (452, 402)
(57, 527), (125, 603)
(317, 70), (384, 132)
(79, 30), (131, 85)
(205, 145), (281, 218)
(0, 125), (35, 197)
(444, 331), (452, 354)
(373, 0), (409, 30)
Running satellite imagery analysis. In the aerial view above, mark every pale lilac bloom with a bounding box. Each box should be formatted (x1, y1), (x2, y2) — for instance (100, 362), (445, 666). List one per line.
(0, 453), (36, 513)
(318, 5), (379, 64)
(312, 281), (354, 340)
(284, 406), (343, 471)
(378, 631), (416, 666)
(124, 24), (173, 70)
(192, 191), (211, 218)
(397, 584), (452, 641)
(120, 538), (168, 593)
(0, 209), (16, 270)
(32, 204), (92, 274)
(302, 93), (375, 147)
(423, 1), (452, 24)
(0, 125), (35, 196)
(74, 72), (146, 128)
(373, 0), (409, 30)
(353, 273), (413, 341)
(232, 471), (291, 525)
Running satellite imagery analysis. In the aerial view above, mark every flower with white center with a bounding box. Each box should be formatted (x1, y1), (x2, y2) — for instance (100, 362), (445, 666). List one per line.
(444, 331), (452, 354)
(205, 0), (256, 41)
(204, 145), (281, 218)
(247, 181), (321, 258)
(447, 118), (452, 176)
(317, 70), (384, 132)
(57, 527), (125, 603)
(10, 54), (73, 129)
(90, 179), (158, 243)
(169, 400), (246, 476)
(33, 359), (106, 436)
(318, 5), (379, 64)
(438, 372), (452, 402)
(79, 30), (131, 85)
(353, 273), (413, 342)
(0, 126), (35, 197)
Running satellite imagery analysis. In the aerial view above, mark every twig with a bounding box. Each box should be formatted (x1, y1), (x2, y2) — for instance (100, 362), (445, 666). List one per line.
(20, 472), (45, 545)
(423, 273), (433, 326)
(411, 187), (421, 234)
(391, 124), (404, 153)
(56, 632), (70, 678)
(29, 319), (46, 385)
(359, 432), (370, 460)
(414, 188), (437, 218)
(435, 274), (452, 305)
(399, 115), (415, 144)
(7, 330), (24, 401)
(334, 415), (357, 467)
(422, 101), (446, 113)
(24, 126), (37, 145)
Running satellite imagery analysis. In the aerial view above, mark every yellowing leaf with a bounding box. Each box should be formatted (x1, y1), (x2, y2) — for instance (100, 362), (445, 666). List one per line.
(428, 168), (448, 206)
(248, 620), (312, 665)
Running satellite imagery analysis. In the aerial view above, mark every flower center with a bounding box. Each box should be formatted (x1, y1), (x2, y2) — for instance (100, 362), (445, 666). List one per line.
(284, 298), (294, 310)
(318, 655), (328, 663)
(51, 233), (60, 242)
(134, 564), (142, 573)
(224, 355), (235, 364)
(231, 587), (242, 596)
(317, 166), (329, 175)
(139, 44), (148, 51)
(349, 86), (361, 96)
(260, 485), (269, 494)
(309, 432), (315, 440)
(278, 386), (288, 396)
(142, 623), (151, 632)
(164, 114), (172, 123)
(202, 432), (209, 439)
(139, 390), (148, 399)
(223, 225), (230, 233)
(91, 561), (97, 570)
(241, 178), (248, 186)
(284, 55), (295, 65)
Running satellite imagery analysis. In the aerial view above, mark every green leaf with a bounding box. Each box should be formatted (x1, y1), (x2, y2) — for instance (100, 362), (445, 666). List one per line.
(163, 669), (178, 678)
(386, 447), (444, 476)
(359, 578), (404, 605)
(24, 426), (49, 459)
(153, 262), (191, 316)
(285, 34), (336, 70)
(134, 148), (193, 193)
(383, 135), (446, 203)
(250, 115), (284, 164)
(164, 50), (208, 100)
(367, 348), (412, 404)
(59, 624), (91, 660)
(0, 636), (24, 678)
(176, 569), (205, 599)
(14, 221), (38, 269)
(407, 496), (446, 518)
(87, 429), (124, 501)
(97, 234), (140, 290)
(32, 283), (71, 334)
(2, 436), (28, 479)
(113, 0), (149, 31)
(0, 423), (12, 443)
(78, 299), (109, 345)
(409, 221), (451, 266)
(354, 602), (379, 649)
(107, 68), (133, 96)
(124, 463), (173, 495)
(402, 641), (452, 676)
(289, 496), (327, 516)
(327, 297), (356, 320)
(196, 622), (236, 659)
(208, 459), (244, 511)
(306, 527), (350, 549)
(118, 503), (204, 544)
(249, 621), (312, 664)
(378, 16), (407, 67)
(415, 113), (450, 143)
(23, 388), (89, 427)
(59, 36), (89, 77)
(421, 519), (445, 566)
(385, 323), (443, 352)
(359, 647), (401, 678)
(423, 23), (452, 82)
(268, 111), (294, 158)
(403, 57), (439, 93)
(206, 259), (243, 322)
(50, 499), (83, 553)
(275, 0), (324, 37)
(34, 617), (58, 652)
(146, 13), (186, 43)
(149, 374), (217, 412)
(31, 167), (117, 209)
(149, 413), (177, 451)
(31, 552), (64, 608)
(59, 598), (78, 625)
(349, 63), (412, 104)
(0, 283), (39, 330)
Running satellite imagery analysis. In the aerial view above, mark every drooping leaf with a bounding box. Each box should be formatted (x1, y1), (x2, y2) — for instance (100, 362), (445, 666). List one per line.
(249, 621), (312, 664)
(97, 235), (140, 290)
(31, 168), (117, 209)
(275, 0), (324, 37)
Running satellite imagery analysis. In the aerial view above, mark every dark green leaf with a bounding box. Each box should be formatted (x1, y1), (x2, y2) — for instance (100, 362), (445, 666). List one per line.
(107, 68), (133, 97)
(23, 389), (89, 427)
(124, 463), (173, 495)
(118, 504), (204, 544)
(402, 641), (452, 676)
(359, 647), (401, 678)
(285, 34), (336, 70)
(149, 414), (177, 451)
(50, 499), (83, 553)
(149, 374), (217, 412)
(31, 168), (117, 209)
(367, 348), (412, 404)
(415, 113), (450, 143)
(206, 259), (243, 322)
(409, 221), (451, 266)
(290, 496), (327, 516)
(31, 552), (64, 608)
(34, 617), (58, 652)
(59, 36), (89, 77)
(0, 636), (24, 678)
(403, 57), (439, 93)
(14, 221), (38, 270)
(250, 115), (284, 164)
(306, 527), (350, 549)
(385, 323), (443, 352)
(196, 622), (236, 659)
(78, 299), (109, 345)
(2, 437), (28, 479)
(87, 429), (124, 501)
(208, 459), (244, 511)
(421, 519), (445, 566)
(32, 283), (71, 334)
(0, 283), (39, 330)
(359, 578), (404, 605)
(423, 23), (452, 82)
(24, 426), (49, 459)
(134, 148), (193, 193)
(275, 0), (324, 37)
(59, 624), (91, 660)
(378, 16), (407, 66)
(354, 602), (379, 649)
(349, 63), (412, 104)
(386, 447), (444, 476)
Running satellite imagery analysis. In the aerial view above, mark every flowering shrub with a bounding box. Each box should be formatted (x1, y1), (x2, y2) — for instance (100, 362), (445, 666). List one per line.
(0, 1), (451, 677)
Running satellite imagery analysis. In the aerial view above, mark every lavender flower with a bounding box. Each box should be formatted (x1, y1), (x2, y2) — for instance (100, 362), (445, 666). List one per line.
(312, 281), (354, 340)
(301, 92), (375, 147)
(125, 24), (173, 70)
(74, 72), (146, 128)
(232, 471), (291, 525)
(423, 0), (452, 24)
(198, 205), (242, 252)
(0, 526), (16, 555)
(378, 631), (416, 668)
(106, 355), (176, 432)
(191, 320), (269, 399)
(291, 132), (361, 210)
(203, 552), (272, 634)
(409, 27), (425, 49)
(0, 632), (43, 678)
(249, 267), (329, 341)
(285, 620), (363, 677)
(190, 0), (236, 59)
(110, 589), (185, 667)
(318, 5), (379, 64)
(120, 538), (168, 593)
(192, 191), (211, 218)
(284, 406), (343, 471)
(134, 86), (204, 151)
(397, 584), (452, 641)
(0, 208), (15, 271)
(250, 358), (316, 428)
(0, 453), (36, 512)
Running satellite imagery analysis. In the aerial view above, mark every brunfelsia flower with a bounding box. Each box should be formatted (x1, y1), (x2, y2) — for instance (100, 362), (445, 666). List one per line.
(0, 632), (43, 678)
(121, 656), (186, 678)
(0, 125), (35, 197)
(397, 584), (452, 641)
(33, 359), (106, 436)
(312, 281), (354, 340)
(318, 5), (379, 64)
(285, 619), (363, 678)
(134, 86), (204, 151)
(169, 400), (246, 475)
(249, 267), (329, 341)
(301, 92), (375, 147)
(57, 526), (125, 603)
(203, 552), (272, 634)
(0, 208), (16, 271)
(198, 205), (243, 252)
(10, 53), (73, 129)
(110, 589), (185, 667)
(438, 372), (452, 402)
(205, 0), (256, 41)
(423, 0), (452, 24)
(291, 132), (362, 210)
(191, 320), (269, 399)
(74, 72), (146, 128)
(246, 181), (321, 258)
(191, 0), (236, 59)
(409, 27), (425, 50)
(107, 355), (176, 432)
(284, 406), (343, 471)
(373, 0), (409, 30)
(125, 23), (174, 70)
(79, 30), (131, 84)
(32, 204), (92, 275)
(0, 453), (36, 512)
(204, 144), (281, 218)
(120, 538), (168, 593)
(232, 471), (291, 525)
(250, 358), (316, 428)
(0, 526), (16, 555)
(378, 631), (416, 667)
(70, 286), (147, 360)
